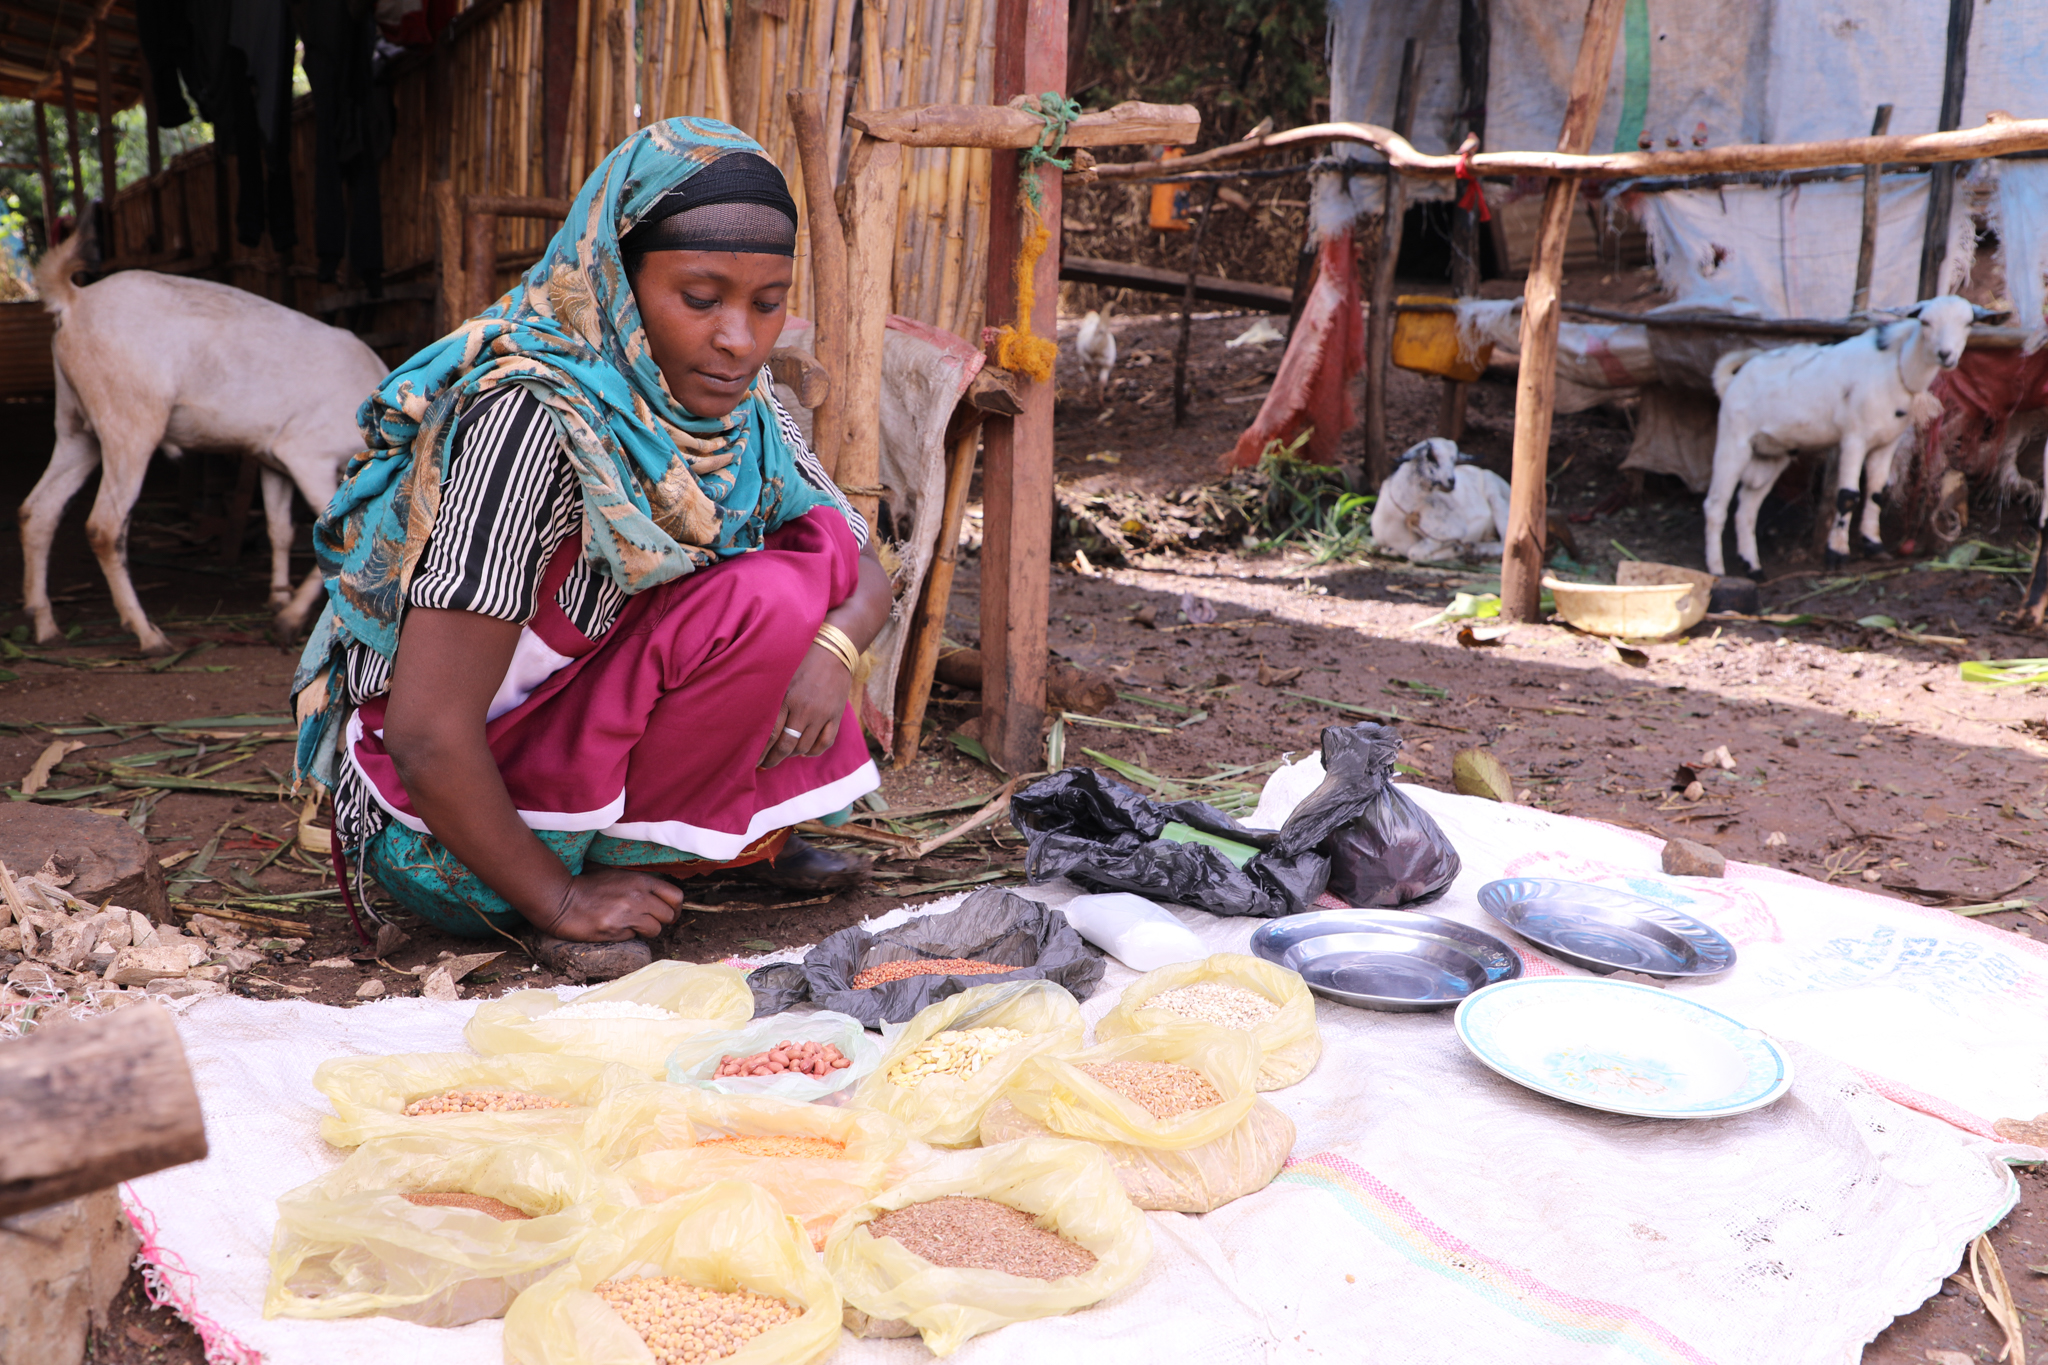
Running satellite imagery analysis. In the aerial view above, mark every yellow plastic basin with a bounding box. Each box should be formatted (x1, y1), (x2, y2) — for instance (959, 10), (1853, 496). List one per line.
(1544, 561), (1714, 641)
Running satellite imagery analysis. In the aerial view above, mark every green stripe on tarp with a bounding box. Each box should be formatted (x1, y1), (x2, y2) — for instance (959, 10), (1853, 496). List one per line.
(1613, 0), (1651, 153)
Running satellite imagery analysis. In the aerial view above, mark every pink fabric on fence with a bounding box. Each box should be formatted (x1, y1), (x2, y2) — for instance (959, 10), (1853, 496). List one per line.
(1224, 230), (1365, 469)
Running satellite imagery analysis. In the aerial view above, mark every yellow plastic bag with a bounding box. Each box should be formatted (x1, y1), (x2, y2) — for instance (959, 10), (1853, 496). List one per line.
(997, 1022), (1257, 1149)
(265, 1133), (633, 1327)
(313, 1051), (640, 1148)
(823, 1136), (1151, 1357)
(502, 1181), (841, 1365)
(849, 979), (1084, 1147)
(466, 961), (755, 1076)
(1093, 952), (1322, 1090)
(582, 1083), (926, 1248)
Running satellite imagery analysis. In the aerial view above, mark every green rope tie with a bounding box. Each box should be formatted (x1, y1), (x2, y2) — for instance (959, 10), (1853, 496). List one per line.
(1017, 91), (1084, 211)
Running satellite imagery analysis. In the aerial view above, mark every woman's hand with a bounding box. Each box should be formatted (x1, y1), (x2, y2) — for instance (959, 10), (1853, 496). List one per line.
(540, 868), (685, 942)
(760, 646), (849, 768)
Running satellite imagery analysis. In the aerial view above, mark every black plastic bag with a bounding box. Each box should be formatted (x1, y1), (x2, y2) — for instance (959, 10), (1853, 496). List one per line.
(1010, 768), (1328, 918)
(1270, 723), (1460, 907)
(744, 885), (1103, 1025)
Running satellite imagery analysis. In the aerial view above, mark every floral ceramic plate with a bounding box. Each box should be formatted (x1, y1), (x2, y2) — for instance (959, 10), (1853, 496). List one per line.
(1453, 978), (1792, 1119)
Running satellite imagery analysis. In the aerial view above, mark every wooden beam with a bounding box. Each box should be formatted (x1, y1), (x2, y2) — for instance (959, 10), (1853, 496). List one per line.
(980, 0), (1065, 776)
(1096, 112), (2048, 184)
(464, 211), (500, 319)
(767, 346), (831, 408)
(1057, 254), (1291, 311)
(1851, 105), (1893, 315)
(32, 98), (56, 248)
(894, 414), (983, 767)
(93, 23), (115, 256)
(1363, 38), (1422, 485)
(462, 194), (572, 219)
(789, 88), (849, 478)
(23, 0), (118, 103)
(1442, 0), (1489, 442)
(836, 130), (901, 533)
(1499, 0), (1627, 624)
(848, 99), (1195, 150)
(0, 1003), (207, 1218)
(1918, 0), (1974, 298)
(60, 64), (85, 231)
(541, 0), (579, 197)
(435, 180), (464, 334)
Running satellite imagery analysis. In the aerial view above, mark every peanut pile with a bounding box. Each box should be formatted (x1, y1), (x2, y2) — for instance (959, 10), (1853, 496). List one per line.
(851, 957), (1016, 989)
(401, 1088), (570, 1116)
(886, 1026), (1027, 1087)
(1146, 982), (1280, 1030)
(595, 1277), (795, 1364)
(401, 1191), (532, 1221)
(714, 1040), (850, 1078)
(1077, 1060), (1224, 1119)
(866, 1197), (1097, 1279)
(695, 1135), (847, 1159)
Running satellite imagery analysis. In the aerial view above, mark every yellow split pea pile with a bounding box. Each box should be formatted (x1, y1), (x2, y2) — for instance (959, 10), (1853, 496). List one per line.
(866, 1197), (1097, 1279)
(595, 1277), (796, 1365)
(1075, 1061), (1223, 1120)
(886, 1027), (1026, 1087)
(401, 1088), (570, 1117)
(851, 958), (1017, 990)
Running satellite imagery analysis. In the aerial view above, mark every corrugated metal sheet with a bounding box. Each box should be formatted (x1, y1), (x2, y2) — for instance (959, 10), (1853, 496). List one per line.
(0, 302), (55, 398)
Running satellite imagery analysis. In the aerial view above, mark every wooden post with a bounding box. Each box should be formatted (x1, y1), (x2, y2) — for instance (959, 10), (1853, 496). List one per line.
(1918, 0), (1974, 300)
(1363, 38), (1422, 483)
(143, 73), (164, 256)
(1498, 0), (1628, 623)
(894, 415), (984, 767)
(220, 455), (260, 565)
(790, 89), (849, 478)
(465, 211), (501, 319)
(837, 132), (902, 536)
(93, 23), (117, 259)
(980, 0), (1065, 775)
(33, 101), (58, 249)
(61, 65), (87, 232)
(1442, 0), (1490, 441)
(1851, 104), (1893, 316)
(435, 183), (465, 334)
(542, 0), (581, 196)
(1170, 181), (1220, 427)
(0, 1003), (207, 1218)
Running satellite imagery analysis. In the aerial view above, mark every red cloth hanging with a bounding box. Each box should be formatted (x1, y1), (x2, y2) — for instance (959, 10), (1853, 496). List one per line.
(1223, 230), (1365, 469)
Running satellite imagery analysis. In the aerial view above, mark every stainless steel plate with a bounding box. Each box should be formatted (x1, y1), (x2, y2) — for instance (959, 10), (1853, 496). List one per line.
(1249, 909), (1523, 1012)
(1476, 877), (1737, 978)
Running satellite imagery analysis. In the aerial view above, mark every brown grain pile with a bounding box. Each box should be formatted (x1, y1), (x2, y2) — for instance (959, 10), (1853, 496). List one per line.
(595, 1276), (795, 1364)
(1077, 1061), (1224, 1119)
(695, 1135), (848, 1159)
(865, 1196), (1097, 1279)
(401, 1192), (532, 1221)
(401, 1088), (571, 1116)
(852, 958), (1017, 989)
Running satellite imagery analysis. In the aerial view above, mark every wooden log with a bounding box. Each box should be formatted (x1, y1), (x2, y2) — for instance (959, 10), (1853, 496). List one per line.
(979, 0), (1063, 776)
(768, 345), (832, 407)
(1057, 255), (1292, 312)
(789, 89), (849, 477)
(1095, 113), (2048, 185)
(1919, 0), (1974, 298)
(848, 99), (1195, 150)
(92, 24), (115, 258)
(435, 179), (465, 335)
(1851, 105), (1893, 316)
(965, 363), (1023, 415)
(1499, 0), (1627, 625)
(0, 1003), (208, 1218)
(932, 647), (1117, 713)
(60, 65), (86, 230)
(464, 210), (500, 320)
(837, 131), (902, 530)
(893, 414), (982, 767)
(1363, 38), (1422, 484)
(219, 454), (260, 566)
(1442, 0), (1488, 442)
(33, 100), (57, 250)
(1171, 181), (1220, 428)
(464, 194), (573, 219)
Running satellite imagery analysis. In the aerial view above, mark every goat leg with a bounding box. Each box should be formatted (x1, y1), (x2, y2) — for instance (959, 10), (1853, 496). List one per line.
(81, 426), (173, 655)
(1855, 432), (1905, 559)
(273, 568), (327, 645)
(1700, 429), (1753, 578)
(259, 467), (297, 609)
(19, 378), (101, 643)
(2024, 505), (2048, 631)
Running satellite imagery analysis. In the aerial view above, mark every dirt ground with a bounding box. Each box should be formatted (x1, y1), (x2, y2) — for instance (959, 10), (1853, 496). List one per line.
(7, 265), (2048, 1361)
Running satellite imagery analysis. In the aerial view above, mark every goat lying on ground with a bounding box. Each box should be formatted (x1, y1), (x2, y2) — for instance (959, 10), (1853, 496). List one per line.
(21, 230), (388, 654)
(1702, 295), (1987, 579)
(1371, 438), (1511, 563)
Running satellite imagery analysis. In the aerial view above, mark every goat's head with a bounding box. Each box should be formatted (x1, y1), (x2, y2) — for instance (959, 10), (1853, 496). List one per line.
(1901, 295), (1978, 369)
(1395, 438), (1463, 492)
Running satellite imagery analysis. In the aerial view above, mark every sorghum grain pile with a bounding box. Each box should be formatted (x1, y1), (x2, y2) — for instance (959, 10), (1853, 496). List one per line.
(1076, 1061), (1223, 1119)
(851, 958), (1015, 989)
(401, 1191), (532, 1221)
(865, 1197), (1096, 1279)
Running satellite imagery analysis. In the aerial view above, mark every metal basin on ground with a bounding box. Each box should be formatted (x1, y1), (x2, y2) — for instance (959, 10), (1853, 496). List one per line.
(1477, 878), (1736, 978)
(1249, 909), (1522, 1012)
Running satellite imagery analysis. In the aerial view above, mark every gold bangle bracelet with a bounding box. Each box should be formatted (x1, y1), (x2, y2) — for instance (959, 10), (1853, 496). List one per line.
(814, 622), (861, 673)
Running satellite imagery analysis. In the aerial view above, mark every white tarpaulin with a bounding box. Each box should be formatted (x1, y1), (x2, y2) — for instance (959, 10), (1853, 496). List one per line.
(122, 786), (2047, 1365)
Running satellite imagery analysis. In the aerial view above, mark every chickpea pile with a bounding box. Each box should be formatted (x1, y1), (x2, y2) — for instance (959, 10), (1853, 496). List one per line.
(594, 1277), (795, 1364)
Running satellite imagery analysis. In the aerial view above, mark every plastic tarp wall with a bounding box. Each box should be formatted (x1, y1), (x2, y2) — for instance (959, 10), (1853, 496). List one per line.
(1316, 0), (1460, 229)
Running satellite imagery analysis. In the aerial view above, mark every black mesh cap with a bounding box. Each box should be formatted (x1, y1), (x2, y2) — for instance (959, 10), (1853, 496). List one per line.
(621, 151), (800, 259)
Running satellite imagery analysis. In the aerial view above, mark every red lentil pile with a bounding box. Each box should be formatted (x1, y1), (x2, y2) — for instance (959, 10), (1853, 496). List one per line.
(401, 1088), (570, 1117)
(851, 958), (1016, 990)
(865, 1197), (1097, 1279)
(1076, 1061), (1224, 1120)
(714, 1040), (850, 1078)
(401, 1191), (532, 1221)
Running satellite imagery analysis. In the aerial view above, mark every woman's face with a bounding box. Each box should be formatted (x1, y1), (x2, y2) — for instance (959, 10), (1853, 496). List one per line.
(630, 249), (791, 418)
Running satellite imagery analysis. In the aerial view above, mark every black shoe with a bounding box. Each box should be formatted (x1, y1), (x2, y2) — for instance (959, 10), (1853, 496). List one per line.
(528, 933), (652, 983)
(737, 834), (872, 893)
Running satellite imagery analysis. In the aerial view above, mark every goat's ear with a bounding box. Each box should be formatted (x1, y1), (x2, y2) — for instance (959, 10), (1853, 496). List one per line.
(1974, 304), (2012, 324)
(1453, 451), (1478, 464)
(1902, 300), (1928, 318)
(1396, 442), (1431, 464)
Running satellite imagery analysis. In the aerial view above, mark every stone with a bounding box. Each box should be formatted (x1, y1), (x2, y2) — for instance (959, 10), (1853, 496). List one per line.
(0, 806), (170, 922)
(1661, 838), (1727, 878)
(0, 1188), (138, 1365)
(143, 977), (226, 1000)
(356, 979), (385, 998)
(105, 944), (195, 987)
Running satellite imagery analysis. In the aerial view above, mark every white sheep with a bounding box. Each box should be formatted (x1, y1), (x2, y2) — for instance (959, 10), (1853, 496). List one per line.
(20, 229), (388, 654)
(1371, 438), (1512, 563)
(1702, 295), (1986, 578)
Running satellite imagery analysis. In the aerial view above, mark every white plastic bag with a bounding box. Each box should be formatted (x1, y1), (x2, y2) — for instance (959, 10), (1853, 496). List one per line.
(466, 961), (754, 1076)
(666, 1011), (881, 1105)
(1058, 892), (1207, 971)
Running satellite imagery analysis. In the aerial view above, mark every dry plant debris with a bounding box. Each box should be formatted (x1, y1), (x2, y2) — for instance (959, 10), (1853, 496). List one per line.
(851, 957), (1015, 989)
(400, 1088), (570, 1117)
(886, 1026), (1027, 1086)
(1076, 1060), (1224, 1119)
(594, 1277), (796, 1365)
(865, 1197), (1097, 1279)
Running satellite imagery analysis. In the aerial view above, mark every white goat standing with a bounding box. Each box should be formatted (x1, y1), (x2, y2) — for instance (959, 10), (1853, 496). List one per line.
(21, 231), (388, 654)
(1371, 438), (1512, 563)
(1075, 308), (1117, 406)
(1702, 295), (1982, 578)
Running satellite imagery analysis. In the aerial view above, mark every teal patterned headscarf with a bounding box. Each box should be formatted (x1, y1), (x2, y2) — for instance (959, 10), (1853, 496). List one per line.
(291, 117), (839, 784)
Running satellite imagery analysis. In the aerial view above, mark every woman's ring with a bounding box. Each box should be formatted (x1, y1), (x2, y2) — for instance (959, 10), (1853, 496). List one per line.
(783, 726), (803, 739)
